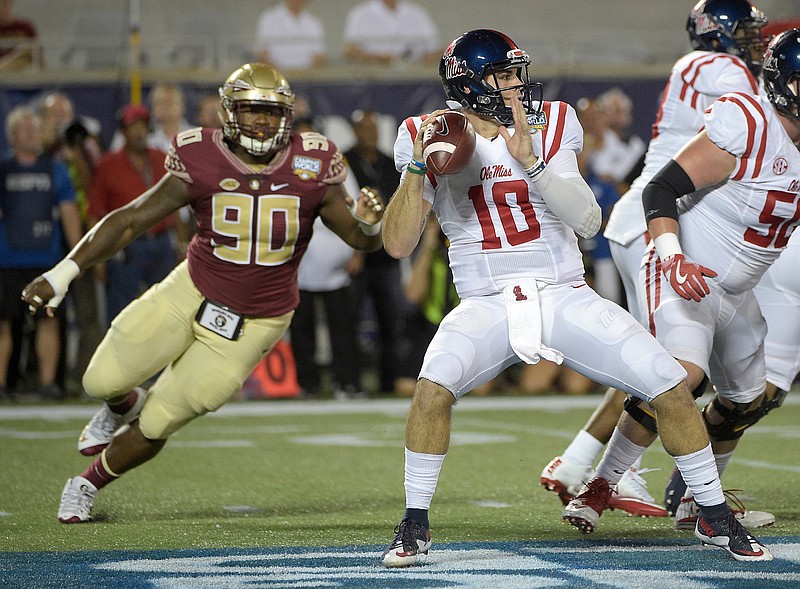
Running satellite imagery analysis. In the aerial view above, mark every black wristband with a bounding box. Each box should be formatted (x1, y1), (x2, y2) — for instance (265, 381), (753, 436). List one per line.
(642, 159), (695, 225)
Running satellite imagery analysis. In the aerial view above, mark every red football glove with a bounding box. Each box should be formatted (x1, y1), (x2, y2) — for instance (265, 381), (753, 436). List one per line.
(661, 254), (718, 302)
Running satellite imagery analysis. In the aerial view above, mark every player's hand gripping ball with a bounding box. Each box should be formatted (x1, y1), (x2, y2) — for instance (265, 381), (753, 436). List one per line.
(422, 111), (476, 175)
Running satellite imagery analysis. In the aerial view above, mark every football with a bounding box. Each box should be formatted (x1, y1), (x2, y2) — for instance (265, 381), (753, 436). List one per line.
(422, 111), (476, 175)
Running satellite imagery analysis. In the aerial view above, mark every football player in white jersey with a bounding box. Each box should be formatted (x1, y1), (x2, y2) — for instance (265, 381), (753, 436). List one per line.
(380, 28), (770, 567)
(541, 0), (769, 517)
(565, 28), (800, 560)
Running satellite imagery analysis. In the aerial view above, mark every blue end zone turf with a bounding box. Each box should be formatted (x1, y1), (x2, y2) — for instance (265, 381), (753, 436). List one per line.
(3, 537), (799, 588)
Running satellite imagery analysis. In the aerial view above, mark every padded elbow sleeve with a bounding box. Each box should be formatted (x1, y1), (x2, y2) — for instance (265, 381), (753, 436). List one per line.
(642, 160), (695, 225)
(534, 168), (601, 238)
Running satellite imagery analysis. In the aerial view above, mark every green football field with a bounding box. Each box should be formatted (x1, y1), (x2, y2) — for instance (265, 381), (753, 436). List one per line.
(2, 392), (797, 555)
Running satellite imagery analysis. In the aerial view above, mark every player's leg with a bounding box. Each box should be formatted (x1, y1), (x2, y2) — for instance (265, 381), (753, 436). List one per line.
(540, 237), (646, 506)
(383, 295), (518, 568)
(77, 263), (197, 456)
(60, 269), (292, 523)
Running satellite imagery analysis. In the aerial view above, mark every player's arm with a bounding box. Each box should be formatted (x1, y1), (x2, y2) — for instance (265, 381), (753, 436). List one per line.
(382, 112), (444, 259)
(642, 130), (735, 301)
(21, 173), (190, 315)
(500, 95), (600, 238)
(319, 182), (384, 252)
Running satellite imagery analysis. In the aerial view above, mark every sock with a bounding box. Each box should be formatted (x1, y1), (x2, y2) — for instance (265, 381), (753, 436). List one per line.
(107, 390), (139, 415)
(673, 444), (726, 518)
(404, 508), (429, 529)
(594, 428), (647, 486)
(404, 448), (445, 523)
(80, 449), (120, 490)
(562, 430), (605, 467)
(714, 450), (734, 479)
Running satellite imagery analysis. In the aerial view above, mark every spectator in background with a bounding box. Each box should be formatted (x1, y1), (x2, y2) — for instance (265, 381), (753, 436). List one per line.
(147, 83), (193, 153)
(255, 0), (326, 71)
(88, 105), (186, 326)
(193, 94), (223, 129)
(0, 0), (40, 71)
(343, 0), (441, 65)
(344, 109), (403, 394)
(39, 91), (105, 395)
(0, 106), (82, 399)
(592, 88), (646, 192)
(290, 114), (365, 400)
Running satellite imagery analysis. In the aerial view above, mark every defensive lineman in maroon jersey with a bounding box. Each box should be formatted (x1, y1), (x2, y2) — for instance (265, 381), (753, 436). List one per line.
(21, 64), (385, 524)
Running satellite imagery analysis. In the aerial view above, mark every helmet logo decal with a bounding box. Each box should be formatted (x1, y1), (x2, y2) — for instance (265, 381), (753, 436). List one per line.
(443, 55), (468, 80)
(506, 49), (529, 61)
(693, 13), (721, 35)
(292, 156), (322, 180)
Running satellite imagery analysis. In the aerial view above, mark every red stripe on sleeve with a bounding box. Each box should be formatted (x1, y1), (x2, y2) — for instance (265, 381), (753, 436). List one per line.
(544, 102), (567, 163)
(717, 94), (767, 179)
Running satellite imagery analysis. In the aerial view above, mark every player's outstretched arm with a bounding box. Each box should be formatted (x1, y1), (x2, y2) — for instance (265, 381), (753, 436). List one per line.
(21, 173), (190, 315)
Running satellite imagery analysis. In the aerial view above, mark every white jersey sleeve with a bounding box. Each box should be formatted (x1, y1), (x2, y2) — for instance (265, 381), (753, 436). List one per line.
(704, 92), (767, 160)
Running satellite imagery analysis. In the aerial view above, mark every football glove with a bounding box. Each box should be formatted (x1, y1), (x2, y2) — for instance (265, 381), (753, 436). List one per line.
(661, 254), (717, 302)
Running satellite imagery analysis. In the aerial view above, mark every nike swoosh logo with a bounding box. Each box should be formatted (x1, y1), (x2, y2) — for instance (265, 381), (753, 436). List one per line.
(674, 266), (688, 285)
(271, 183), (289, 191)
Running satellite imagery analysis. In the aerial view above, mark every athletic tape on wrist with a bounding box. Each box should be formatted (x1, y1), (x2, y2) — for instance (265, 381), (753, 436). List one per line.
(359, 220), (382, 236)
(654, 233), (682, 260)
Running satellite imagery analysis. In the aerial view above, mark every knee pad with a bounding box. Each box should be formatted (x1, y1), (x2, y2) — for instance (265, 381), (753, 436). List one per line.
(757, 387), (788, 419)
(623, 396), (658, 433)
(702, 395), (764, 441)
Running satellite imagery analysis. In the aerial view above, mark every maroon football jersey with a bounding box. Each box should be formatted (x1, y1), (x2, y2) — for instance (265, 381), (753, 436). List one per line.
(165, 128), (347, 316)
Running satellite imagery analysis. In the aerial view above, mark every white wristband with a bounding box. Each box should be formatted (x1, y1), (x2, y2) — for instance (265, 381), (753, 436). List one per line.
(359, 220), (382, 236)
(653, 233), (682, 260)
(42, 258), (80, 308)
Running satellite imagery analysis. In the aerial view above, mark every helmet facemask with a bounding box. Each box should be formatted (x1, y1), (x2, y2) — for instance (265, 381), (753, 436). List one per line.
(466, 62), (543, 126)
(223, 100), (293, 156)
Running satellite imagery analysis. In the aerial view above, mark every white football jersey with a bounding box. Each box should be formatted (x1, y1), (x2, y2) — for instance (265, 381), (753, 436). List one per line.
(605, 51), (759, 246)
(678, 93), (800, 294)
(394, 102), (587, 298)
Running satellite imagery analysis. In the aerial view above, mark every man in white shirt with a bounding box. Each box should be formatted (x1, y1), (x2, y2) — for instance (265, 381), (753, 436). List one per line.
(343, 0), (440, 65)
(255, 0), (326, 71)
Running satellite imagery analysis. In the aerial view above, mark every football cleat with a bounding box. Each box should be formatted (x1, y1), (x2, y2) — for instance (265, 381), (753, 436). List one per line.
(540, 456), (593, 505)
(562, 477), (612, 534)
(607, 468), (668, 517)
(676, 492), (776, 530)
(381, 518), (432, 568)
(58, 476), (97, 524)
(78, 388), (147, 456)
(695, 512), (773, 561)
